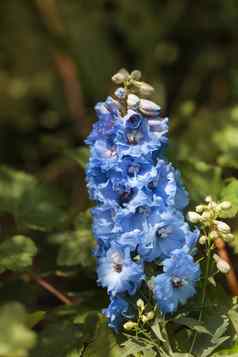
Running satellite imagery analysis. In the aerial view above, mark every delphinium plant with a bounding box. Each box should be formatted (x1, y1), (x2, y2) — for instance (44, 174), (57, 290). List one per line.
(86, 69), (238, 356)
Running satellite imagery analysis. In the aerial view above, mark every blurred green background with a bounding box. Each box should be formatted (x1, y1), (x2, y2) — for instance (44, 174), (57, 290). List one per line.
(1, 1), (238, 356)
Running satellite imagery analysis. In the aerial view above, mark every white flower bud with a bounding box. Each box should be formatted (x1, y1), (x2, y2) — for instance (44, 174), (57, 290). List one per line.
(213, 254), (231, 274)
(210, 230), (219, 240)
(223, 233), (234, 242)
(199, 235), (207, 245)
(196, 205), (205, 213)
(201, 211), (213, 221)
(123, 321), (137, 330)
(136, 298), (145, 311)
(205, 196), (212, 203)
(146, 311), (155, 320)
(139, 99), (160, 117)
(127, 94), (140, 109)
(214, 220), (231, 234)
(112, 68), (129, 84)
(130, 70), (142, 80)
(134, 81), (154, 97)
(219, 201), (232, 210)
(187, 211), (201, 224)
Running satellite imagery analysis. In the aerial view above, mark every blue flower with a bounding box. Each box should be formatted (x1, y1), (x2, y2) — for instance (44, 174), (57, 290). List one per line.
(139, 209), (199, 260)
(153, 249), (200, 313)
(103, 296), (132, 331)
(97, 242), (144, 296)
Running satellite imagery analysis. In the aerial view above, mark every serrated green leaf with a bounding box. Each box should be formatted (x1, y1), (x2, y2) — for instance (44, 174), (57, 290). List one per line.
(0, 303), (36, 357)
(0, 235), (37, 273)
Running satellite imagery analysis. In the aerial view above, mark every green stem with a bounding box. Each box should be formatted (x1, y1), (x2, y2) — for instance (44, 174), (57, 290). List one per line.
(189, 247), (212, 354)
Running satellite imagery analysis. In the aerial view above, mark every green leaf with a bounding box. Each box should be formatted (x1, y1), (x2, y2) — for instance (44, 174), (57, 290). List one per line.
(213, 341), (238, 356)
(27, 311), (46, 328)
(56, 228), (94, 268)
(83, 316), (122, 357)
(121, 339), (156, 357)
(0, 303), (36, 357)
(220, 179), (238, 218)
(151, 318), (166, 342)
(0, 166), (66, 231)
(201, 336), (230, 357)
(0, 235), (37, 273)
(228, 309), (238, 334)
(175, 317), (211, 335)
(30, 317), (84, 357)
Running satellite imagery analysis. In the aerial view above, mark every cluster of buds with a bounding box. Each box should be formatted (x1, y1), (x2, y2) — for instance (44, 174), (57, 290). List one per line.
(187, 196), (234, 244)
(123, 299), (155, 331)
(112, 68), (154, 97)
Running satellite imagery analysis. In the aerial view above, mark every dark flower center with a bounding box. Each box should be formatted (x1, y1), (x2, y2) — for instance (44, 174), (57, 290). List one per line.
(156, 226), (171, 239)
(127, 114), (142, 129)
(127, 130), (142, 145)
(128, 164), (140, 176)
(113, 263), (123, 273)
(118, 189), (135, 207)
(136, 206), (149, 215)
(171, 277), (184, 288)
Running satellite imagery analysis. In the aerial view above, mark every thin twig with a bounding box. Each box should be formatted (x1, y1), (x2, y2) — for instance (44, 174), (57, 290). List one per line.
(28, 273), (73, 305)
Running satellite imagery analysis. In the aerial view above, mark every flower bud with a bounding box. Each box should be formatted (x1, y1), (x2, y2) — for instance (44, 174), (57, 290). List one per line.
(146, 311), (155, 320)
(187, 211), (201, 223)
(136, 298), (145, 311)
(205, 196), (212, 203)
(214, 220), (231, 234)
(134, 81), (154, 97)
(223, 233), (234, 242)
(219, 201), (232, 210)
(196, 205), (205, 213)
(123, 321), (137, 330)
(112, 68), (129, 84)
(210, 230), (219, 240)
(130, 70), (142, 80)
(139, 99), (160, 117)
(213, 254), (231, 274)
(199, 235), (207, 245)
(127, 94), (140, 109)
(201, 211), (213, 221)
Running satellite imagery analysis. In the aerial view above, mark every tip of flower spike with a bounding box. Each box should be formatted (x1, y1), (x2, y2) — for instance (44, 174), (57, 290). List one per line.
(111, 68), (155, 98)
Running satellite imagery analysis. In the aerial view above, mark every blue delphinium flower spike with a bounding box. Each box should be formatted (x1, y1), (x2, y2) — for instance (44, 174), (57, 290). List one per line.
(86, 69), (200, 330)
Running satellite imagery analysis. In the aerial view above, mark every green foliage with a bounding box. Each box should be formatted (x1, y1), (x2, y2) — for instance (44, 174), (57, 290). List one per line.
(0, 166), (66, 231)
(0, 303), (36, 357)
(0, 235), (37, 273)
(220, 179), (238, 218)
